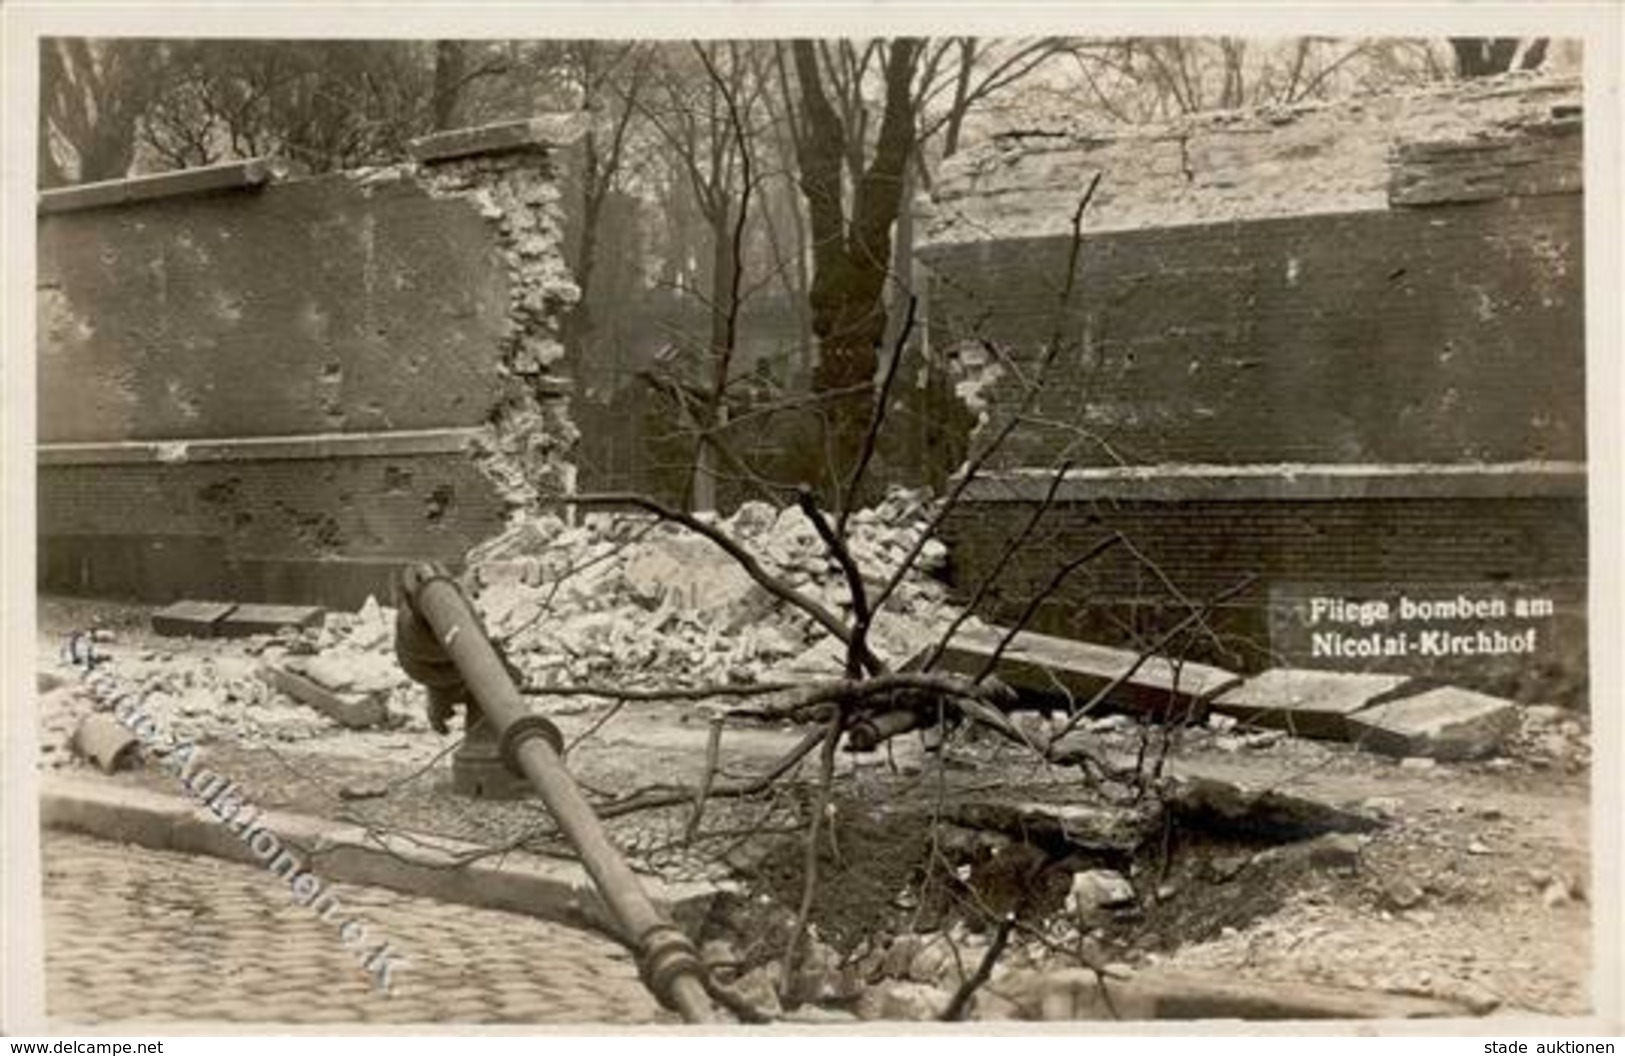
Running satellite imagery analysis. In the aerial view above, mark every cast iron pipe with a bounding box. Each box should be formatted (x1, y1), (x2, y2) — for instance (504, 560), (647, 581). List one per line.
(395, 564), (714, 1023)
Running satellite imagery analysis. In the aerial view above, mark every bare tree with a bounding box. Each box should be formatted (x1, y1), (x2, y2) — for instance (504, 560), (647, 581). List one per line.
(39, 38), (164, 185)
(139, 41), (439, 174)
(1450, 37), (1549, 78)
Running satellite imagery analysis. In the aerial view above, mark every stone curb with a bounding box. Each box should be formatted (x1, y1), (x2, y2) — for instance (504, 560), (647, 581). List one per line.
(40, 775), (722, 941)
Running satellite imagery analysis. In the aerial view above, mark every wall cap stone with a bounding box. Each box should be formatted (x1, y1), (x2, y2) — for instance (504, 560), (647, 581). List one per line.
(958, 461), (1587, 503)
(410, 114), (585, 164)
(38, 158), (272, 215)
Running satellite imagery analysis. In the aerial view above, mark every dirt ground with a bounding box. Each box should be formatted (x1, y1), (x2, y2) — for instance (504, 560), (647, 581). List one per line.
(35, 594), (1593, 1019)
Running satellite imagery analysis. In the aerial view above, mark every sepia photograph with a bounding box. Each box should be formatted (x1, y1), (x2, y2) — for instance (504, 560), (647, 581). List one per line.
(5, 3), (1621, 1037)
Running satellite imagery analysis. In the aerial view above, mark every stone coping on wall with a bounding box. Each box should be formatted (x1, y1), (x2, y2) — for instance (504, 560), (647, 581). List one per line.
(38, 158), (273, 215)
(37, 427), (483, 466)
(409, 114), (585, 164)
(957, 461), (1587, 503)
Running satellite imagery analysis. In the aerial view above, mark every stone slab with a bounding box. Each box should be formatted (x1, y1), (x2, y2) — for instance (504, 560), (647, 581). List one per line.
(1210, 668), (1413, 740)
(38, 158), (271, 215)
(217, 603), (325, 638)
(40, 774), (721, 942)
(1346, 686), (1520, 760)
(151, 600), (237, 638)
(914, 624), (1240, 720)
(410, 115), (583, 163)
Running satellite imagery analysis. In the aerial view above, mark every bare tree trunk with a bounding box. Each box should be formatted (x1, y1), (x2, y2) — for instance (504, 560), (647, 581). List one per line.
(431, 41), (466, 130)
(1450, 37), (1528, 77)
(789, 38), (922, 503)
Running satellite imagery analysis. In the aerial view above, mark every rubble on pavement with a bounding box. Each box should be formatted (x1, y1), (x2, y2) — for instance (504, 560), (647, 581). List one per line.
(467, 487), (968, 691)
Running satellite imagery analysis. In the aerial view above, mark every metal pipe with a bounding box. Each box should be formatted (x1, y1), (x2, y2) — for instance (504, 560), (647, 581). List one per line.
(396, 564), (714, 1023)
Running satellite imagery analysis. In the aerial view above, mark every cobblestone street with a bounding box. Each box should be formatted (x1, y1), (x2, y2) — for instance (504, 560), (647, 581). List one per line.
(43, 832), (670, 1026)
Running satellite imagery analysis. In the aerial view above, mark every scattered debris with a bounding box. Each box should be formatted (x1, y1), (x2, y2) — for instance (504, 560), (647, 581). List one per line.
(71, 714), (140, 774)
(1164, 777), (1384, 842)
(1066, 869), (1138, 916)
(1304, 833), (1365, 875)
(257, 663), (389, 729)
(338, 782), (390, 801)
(470, 487), (957, 690)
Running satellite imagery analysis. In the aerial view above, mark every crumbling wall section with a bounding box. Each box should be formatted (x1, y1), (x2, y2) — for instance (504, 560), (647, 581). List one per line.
(411, 116), (584, 515)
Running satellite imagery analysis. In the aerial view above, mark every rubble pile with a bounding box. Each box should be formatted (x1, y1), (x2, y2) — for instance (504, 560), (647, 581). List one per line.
(466, 488), (968, 691)
(1507, 704), (1590, 771)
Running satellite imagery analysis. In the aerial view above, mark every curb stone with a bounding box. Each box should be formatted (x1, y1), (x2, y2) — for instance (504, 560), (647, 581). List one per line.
(40, 775), (723, 942)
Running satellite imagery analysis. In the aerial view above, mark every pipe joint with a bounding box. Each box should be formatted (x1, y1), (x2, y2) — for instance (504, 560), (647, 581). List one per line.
(499, 713), (565, 773)
(638, 923), (704, 1013)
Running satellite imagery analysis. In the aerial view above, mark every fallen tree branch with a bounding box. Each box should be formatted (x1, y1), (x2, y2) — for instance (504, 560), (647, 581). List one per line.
(939, 911), (1018, 1021)
(972, 531), (1125, 683)
(594, 722), (829, 819)
(1046, 572), (1259, 752)
(520, 680), (797, 701)
(922, 459), (1073, 673)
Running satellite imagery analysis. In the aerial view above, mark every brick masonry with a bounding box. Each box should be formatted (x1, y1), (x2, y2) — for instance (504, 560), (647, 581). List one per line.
(920, 78), (1589, 700)
(39, 448), (505, 606)
(939, 495), (1587, 701)
(37, 123), (577, 608)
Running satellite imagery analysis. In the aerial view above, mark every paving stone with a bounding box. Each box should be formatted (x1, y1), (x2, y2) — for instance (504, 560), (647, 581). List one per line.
(914, 624), (1240, 719)
(1210, 668), (1412, 740)
(151, 600), (237, 638)
(1346, 686), (1520, 760)
(217, 603), (325, 638)
(43, 832), (671, 1025)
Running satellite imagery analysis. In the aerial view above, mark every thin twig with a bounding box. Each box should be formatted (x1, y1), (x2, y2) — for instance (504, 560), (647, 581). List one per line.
(685, 717), (725, 845)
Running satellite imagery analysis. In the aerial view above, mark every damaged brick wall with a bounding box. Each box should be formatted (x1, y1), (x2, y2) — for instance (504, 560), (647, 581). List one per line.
(411, 116), (583, 511)
(919, 74), (1588, 694)
(37, 118), (582, 606)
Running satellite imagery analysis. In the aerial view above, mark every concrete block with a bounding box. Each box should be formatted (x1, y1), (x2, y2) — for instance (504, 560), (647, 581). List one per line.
(1346, 686), (1519, 760)
(257, 663), (388, 729)
(915, 624), (1239, 719)
(1210, 668), (1412, 740)
(151, 600), (237, 638)
(218, 603), (324, 638)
